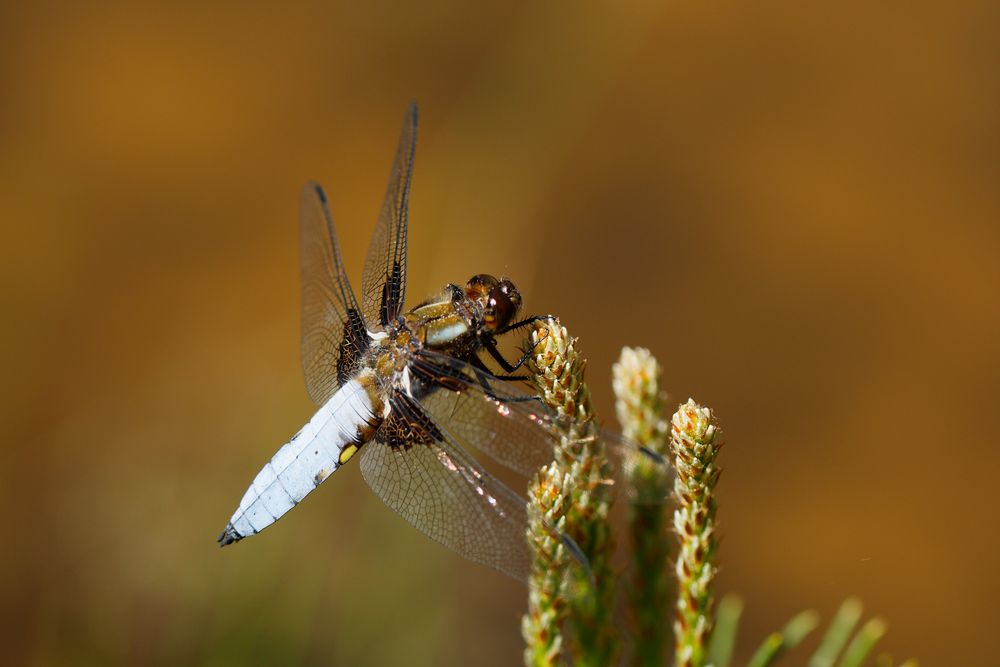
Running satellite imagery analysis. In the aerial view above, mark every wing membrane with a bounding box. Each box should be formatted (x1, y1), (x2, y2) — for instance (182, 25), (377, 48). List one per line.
(409, 349), (673, 497)
(408, 352), (556, 478)
(299, 182), (368, 406)
(359, 429), (532, 582)
(361, 103), (418, 328)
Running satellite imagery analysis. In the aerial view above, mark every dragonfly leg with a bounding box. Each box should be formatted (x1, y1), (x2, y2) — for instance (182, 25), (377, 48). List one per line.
(483, 330), (545, 376)
(492, 314), (555, 336)
(484, 338), (520, 374)
(466, 353), (540, 402)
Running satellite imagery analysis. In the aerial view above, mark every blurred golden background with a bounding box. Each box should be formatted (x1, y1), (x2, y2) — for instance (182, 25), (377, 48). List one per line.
(2, 1), (997, 665)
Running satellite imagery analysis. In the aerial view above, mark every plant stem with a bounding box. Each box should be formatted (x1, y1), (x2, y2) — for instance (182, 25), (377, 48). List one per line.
(613, 347), (671, 667)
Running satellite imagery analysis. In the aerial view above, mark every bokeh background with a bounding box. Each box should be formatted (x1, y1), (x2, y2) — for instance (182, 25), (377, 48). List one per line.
(2, 1), (997, 665)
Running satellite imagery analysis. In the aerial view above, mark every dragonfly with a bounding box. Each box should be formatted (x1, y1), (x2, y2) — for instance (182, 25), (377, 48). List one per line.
(218, 103), (585, 581)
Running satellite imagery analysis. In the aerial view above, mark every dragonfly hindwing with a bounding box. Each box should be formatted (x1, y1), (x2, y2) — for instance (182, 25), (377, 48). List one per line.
(382, 390), (442, 450)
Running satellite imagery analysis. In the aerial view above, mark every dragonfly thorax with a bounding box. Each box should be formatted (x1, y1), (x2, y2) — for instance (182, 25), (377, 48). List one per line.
(398, 274), (523, 359)
(371, 329), (415, 382)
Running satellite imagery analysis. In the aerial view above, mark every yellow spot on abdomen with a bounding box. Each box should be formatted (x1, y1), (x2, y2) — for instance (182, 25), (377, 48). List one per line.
(339, 443), (359, 465)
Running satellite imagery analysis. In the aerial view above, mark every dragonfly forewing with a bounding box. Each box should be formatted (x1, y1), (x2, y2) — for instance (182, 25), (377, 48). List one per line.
(300, 182), (368, 406)
(408, 349), (673, 497)
(361, 103), (417, 328)
(408, 352), (557, 478)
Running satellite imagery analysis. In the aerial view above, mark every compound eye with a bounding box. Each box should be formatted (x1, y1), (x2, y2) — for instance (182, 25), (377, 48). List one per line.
(465, 274), (499, 300)
(486, 287), (515, 330)
(497, 279), (522, 313)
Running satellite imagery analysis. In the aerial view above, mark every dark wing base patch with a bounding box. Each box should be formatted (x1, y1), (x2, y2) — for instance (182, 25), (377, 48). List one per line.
(336, 307), (369, 387)
(379, 261), (405, 327)
(382, 390), (442, 450)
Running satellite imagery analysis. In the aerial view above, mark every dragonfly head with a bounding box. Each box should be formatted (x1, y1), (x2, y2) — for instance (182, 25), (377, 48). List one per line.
(464, 274), (522, 332)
